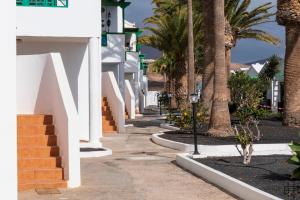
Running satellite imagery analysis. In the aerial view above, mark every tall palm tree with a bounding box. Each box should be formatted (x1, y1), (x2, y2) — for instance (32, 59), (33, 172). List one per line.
(140, 1), (188, 107)
(225, 0), (280, 75)
(201, 1), (214, 112)
(277, 0), (300, 127)
(187, 0), (195, 98)
(202, 0), (279, 109)
(209, 0), (232, 136)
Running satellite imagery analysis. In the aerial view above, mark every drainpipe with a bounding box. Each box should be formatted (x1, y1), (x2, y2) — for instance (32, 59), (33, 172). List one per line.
(88, 37), (102, 146)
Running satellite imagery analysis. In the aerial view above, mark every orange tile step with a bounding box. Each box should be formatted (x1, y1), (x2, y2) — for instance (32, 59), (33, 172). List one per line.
(103, 126), (117, 132)
(18, 157), (62, 170)
(17, 115), (53, 126)
(18, 135), (57, 146)
(19, 168), (64, 182)
(18, 146), (60, 158)
(102, 120), (116, 126)
(18, 180), (67, 191)
(18, 125), (54, 136)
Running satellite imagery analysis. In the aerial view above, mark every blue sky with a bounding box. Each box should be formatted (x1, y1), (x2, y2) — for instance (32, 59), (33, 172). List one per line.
(125, 0), (285, 64)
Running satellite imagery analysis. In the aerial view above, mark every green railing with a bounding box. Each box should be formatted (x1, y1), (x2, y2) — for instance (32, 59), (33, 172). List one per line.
(16, 0), (68, 7)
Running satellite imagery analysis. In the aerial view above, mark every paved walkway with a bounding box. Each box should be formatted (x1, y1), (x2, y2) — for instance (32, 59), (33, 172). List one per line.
(19, 109), (236, 200)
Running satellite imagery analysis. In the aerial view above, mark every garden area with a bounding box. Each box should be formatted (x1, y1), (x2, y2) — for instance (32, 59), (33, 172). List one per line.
(143, 0), (300, 199)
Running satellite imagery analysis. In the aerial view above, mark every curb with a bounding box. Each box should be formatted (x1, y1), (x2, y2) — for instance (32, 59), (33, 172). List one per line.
(152, 132), (292, 157)
(176, 153), (283, 200)
(160, 123), (180, 131)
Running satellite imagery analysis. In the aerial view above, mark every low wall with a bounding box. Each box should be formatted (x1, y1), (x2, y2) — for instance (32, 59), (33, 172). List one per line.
(125, 80), (136, 119)
(16, 53), (80, 188)
(102, 72), (125, 133)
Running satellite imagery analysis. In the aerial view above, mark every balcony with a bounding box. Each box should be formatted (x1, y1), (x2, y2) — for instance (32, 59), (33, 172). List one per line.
(102, 33), (126, 63)
(16, 0), (68, 7)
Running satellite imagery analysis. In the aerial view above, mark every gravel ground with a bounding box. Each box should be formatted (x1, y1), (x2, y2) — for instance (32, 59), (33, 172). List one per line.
(160, 120), (300, 145)
(196, 155), (300, 200)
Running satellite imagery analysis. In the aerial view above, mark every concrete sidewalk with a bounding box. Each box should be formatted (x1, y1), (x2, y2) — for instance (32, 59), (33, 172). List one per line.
(19, 113), (236, 200)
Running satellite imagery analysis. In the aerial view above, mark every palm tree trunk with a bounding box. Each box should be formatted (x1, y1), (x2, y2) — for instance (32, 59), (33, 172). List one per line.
(187, 0), (195, 98)
(225, 47), (231, 101)
(201, 0), (214, 113)
(209, 0), (232, 136)
(283, 25), (300, 127)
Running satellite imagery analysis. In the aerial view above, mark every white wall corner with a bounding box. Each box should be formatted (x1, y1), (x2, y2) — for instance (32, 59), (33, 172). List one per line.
(125, 80), (136, 119)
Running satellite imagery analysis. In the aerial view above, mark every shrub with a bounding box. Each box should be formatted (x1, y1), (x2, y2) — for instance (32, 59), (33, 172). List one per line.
(169, 102), (208, 132)
(229, 72), (264, 110)
(229, 72), (273, 164)
(288, 141), (300, 179)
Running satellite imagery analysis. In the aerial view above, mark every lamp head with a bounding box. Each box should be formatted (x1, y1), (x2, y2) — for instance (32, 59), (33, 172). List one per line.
(189, 93), (199, 104)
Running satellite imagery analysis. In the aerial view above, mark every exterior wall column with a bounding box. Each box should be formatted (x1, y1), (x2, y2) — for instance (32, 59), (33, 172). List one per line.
(134, 72), (140, 113)
(89, 37), (102, 145)
(119, 63), (125, 100)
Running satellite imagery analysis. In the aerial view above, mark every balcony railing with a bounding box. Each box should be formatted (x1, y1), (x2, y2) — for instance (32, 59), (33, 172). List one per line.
(16, 0), (68, 7)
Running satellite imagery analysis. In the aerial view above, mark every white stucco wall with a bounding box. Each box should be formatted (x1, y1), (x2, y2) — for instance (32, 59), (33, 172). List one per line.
(102, 6), (123, 33)
(125, 80), (136, 119)
(17, 40), (89, 141)
(16, 53), (81, 187)
(0, 1), (17, 196)
(17, 0), (101, 37)
(125, 52), (139, 73)
(102, 72), (125, 133)
(102, 34), (125, 63)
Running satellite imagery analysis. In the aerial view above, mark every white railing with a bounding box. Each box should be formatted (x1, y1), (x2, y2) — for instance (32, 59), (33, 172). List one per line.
(102, 72), (125, 133)
(125, 80), (136, 119)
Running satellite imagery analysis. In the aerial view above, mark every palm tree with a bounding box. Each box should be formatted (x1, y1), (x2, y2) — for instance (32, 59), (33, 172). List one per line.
(225, 0), (279, 97)
(201, 1), (214, 112)
(140, 1), (188, 108)
(277, 0), (300, 127)
(202, 0), (279, 109)
(209, 0), (232, 136)
(187, 0), (195, 98)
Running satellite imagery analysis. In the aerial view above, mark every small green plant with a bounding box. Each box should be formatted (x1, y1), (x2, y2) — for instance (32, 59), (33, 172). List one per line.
(172, 102), (208, 132)
(288, 141), (300, 179)
(234, 127), (253, 165)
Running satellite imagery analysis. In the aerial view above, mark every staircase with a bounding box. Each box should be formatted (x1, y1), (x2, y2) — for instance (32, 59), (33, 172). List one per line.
(125, 108), (129, 120)
(17, 115), (66, 191)
(102, 97), (117, 134)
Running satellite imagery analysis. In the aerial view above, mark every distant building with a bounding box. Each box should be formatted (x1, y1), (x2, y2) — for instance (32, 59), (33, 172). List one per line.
(246, 57), (284, 112)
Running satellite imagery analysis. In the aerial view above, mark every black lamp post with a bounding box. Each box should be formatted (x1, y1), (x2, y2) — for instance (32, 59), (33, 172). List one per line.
(167, 93), (172, 113)
(190, 93), (199, 155)
(157, 94), (162, 116)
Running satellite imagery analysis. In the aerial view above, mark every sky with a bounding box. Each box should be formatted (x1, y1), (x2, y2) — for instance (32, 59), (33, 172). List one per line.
(125, 0), (285, 64)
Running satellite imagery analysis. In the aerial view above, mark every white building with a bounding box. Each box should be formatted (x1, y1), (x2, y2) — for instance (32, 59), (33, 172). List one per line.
(16, 0), (103, 190)
(13, 0), (148, 193)
(246, 58), (284, 112)
(101, 1), (148, 135)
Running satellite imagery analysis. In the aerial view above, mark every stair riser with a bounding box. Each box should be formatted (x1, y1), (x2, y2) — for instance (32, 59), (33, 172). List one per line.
(103, 128), (117, 132)
(103, 121), (116, 126)
(17, 115), (53, 126)
(18, 158), (61, 170)
(18, 125), (54, 136)
(18, 147), (59, 158)
(18, 182), (67, 191)
(19, 169), (63, 182)
(18, 135), (57, 146)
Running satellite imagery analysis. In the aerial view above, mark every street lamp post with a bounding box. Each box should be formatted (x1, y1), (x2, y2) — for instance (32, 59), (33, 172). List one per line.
(189, 93), (199, 155)
(158, 94), (162, 116)
(167, 93), (173, 123)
